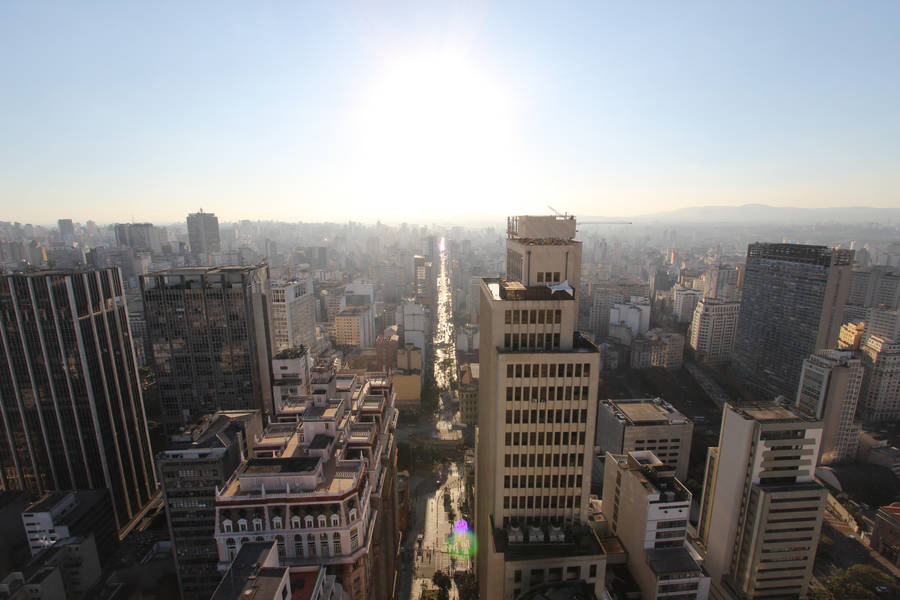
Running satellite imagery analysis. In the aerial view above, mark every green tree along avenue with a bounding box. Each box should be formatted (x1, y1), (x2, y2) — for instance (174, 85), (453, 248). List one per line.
(811, 565), (898, 600)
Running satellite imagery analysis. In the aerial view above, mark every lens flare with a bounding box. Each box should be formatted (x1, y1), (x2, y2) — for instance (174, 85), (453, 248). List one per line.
(448, 519), (477, 559)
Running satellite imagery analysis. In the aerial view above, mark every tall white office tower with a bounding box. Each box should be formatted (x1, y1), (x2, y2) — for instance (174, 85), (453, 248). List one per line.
(697, 403), (827, 599)
(795, 349), (863, 464)
(476, 215), (605, 600)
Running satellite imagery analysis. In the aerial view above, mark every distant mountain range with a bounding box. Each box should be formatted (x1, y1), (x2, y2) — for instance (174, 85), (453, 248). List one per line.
(583, 204), (900, 224)
(642, 204), (900, 224)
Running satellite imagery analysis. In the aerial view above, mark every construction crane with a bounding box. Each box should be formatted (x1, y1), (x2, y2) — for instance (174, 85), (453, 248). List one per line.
(547, 205), (631, 226)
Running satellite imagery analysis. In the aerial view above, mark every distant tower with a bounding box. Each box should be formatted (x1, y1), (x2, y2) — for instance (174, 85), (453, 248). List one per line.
(732, 243), (853, 399)
(186, 209), (221, 256)
(0, 269), (157, 535)
(57, 218), (75, 242)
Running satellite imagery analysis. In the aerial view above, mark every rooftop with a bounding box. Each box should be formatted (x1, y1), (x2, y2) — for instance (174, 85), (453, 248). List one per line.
(244, 457), (320, 475)
(602, 398), (690, 426)
(646, 547), (704, 576)
(211, 542), (285, 600)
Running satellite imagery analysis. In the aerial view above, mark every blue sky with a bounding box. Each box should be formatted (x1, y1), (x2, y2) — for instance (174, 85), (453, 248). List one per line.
(1, 1), (898, 224)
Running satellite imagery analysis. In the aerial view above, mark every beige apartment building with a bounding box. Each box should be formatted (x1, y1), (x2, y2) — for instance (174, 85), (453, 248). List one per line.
(697, 403), (826, 600)
(795, 349), (863, 464)
(270, 279), (317, 354)
(602, 451), (709, 600)
(859, 335), (900, 421)
(689, 298), (740, 364)
(595, 398), (693, 483)
(476, 215), (606, 600)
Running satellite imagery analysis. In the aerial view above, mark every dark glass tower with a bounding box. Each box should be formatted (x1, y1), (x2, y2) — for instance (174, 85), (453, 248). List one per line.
(732, 243), (854, 400)
(141, 266), (272, 433)
(0, 268), (157, 535)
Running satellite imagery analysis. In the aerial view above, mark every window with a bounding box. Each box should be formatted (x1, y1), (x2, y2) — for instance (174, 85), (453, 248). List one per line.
(226, 538), (237, 561)
(349, 508), (358, 522)
(331, 514), (340, 527)
(291, 516), (301, 529)
(318, 515), (327, 528)
(238, 519), (248, 532)
(308, 534), (317, 557)
(294, 535), (303, 557)
(276, 535), (286, 557)
(350, 528), (359, 551)
(333, 531), (342, 554)
(272, 516), (283, 530)
(223, 519), (233, 533)
(305, 515), (314, 528)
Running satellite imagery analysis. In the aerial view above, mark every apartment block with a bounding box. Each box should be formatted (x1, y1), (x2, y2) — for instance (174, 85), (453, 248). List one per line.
(859, 335), (900, 421)
(697, 403), (826, 599)
(690, 299), (740, 364)
(732, 243), (853, 399)
(795, 350), (863, 464)
(270, 279), (317, 354)
(213, 367), (398, 600)
(602, 451), (709, 600)
(595, 398), (693, 484)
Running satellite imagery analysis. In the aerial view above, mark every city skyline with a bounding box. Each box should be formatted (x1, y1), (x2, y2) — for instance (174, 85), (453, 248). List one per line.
(2, 2), (900, 224)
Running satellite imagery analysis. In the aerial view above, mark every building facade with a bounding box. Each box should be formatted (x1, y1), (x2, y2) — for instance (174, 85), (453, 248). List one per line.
(0, 269), (157, 535)
(732, 243), (853, 400)
(186, 210), (221, 256)
(689, 299), (740, 364)
(270, 279), (317, 354)
(157, 410), (262, 600)
(141, 266), (273, 432)
(859, 335), (900, 421)
(795, 350), (863, 464)
(602, 451), (709, 600)
(477, 215), (606, 600)
(697, 403), (826, 599)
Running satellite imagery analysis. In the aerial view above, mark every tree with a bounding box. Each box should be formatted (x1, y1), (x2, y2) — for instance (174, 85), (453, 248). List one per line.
(454, 571), (478, 600)
(812, 564), (897, 600)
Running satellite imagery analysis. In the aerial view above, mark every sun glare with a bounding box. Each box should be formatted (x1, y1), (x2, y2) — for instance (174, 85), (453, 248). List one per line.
(345, 51), (520, 216)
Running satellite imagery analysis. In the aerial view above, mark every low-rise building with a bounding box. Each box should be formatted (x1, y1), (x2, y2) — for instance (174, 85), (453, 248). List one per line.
(594, 398), (693, 486)
(21, 491), (118, 565)
(213, 367), (398, 600)
(602, 451), (709, 600)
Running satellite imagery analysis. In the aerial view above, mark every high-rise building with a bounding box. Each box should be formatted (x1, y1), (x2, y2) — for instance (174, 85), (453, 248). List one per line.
(57, 219), (75, 241)
(0, 269), (157, 535)
(795, 349), (863, 464)
(673, 287), (703, 323)
(858, 336), (900, 421)
(697, 403), (827, 599)
(701, 265), (741, 301)
(141, 266), (272, 432)
(732, 243), (853, 399)
(186, 210), (221, 256)
(269, 279), (316, 354)
(689, 298), (740, 364)
(602, 451), (709, 600)
(594, 398), (693, 484)
(477, 215), (606, 600)
(334, 306), (374, 348)
(157, 410), (263, 600)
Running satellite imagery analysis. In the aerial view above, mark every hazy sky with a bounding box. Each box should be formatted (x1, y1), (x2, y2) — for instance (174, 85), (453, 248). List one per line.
(2, 1), (899, 225)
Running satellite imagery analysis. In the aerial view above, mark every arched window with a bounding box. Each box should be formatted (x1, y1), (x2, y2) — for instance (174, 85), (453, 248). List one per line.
(272, 516), (283, 530)
(238, 519), (248, 532)
(333, 531), (342, 555)
(226, 538), (237, 561)
(291, 516), (301, 529)
(223, 519), (233, 533)
(307, 533), (317, 557)
(304, 515), (314, 528)
(330, 514), (340, 527)
(348, 508), (358, 522)
(317, 515), (327, 528)
(320, 532), (330, 557)
(276, 535), (285, 558)
(252, 518), (263, 532)
(294, 534), (303, 557)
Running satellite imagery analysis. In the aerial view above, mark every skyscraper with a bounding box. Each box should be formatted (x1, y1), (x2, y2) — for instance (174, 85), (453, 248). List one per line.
(269, 279), (316, 354)
(476, 215), (605, 600)
(689, 298), (740, 364)
(795, 349), (863, 464)
(141, 266), (272, 432)
(186, 210), (221, 256)
(732, 243), (853, 400)
(0, 269), (157, 535)
(697, 403), (826, 599)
